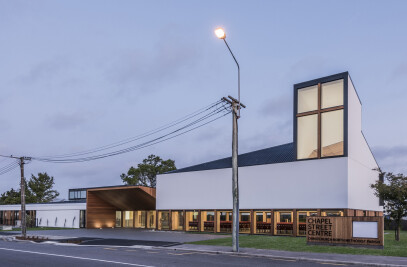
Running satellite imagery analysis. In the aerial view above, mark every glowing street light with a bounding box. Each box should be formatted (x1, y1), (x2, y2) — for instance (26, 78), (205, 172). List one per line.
(214, 27), (226, 39)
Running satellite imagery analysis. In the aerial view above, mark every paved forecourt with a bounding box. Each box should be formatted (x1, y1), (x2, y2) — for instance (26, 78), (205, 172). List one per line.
(2, 228), (223, 243)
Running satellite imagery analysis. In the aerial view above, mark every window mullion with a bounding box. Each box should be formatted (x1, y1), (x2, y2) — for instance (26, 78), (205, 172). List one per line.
(317, 83), (322, 159)
(296, 110), (318, 117)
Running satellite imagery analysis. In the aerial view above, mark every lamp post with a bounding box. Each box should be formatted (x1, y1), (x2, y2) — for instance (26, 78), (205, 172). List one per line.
(215, 27), (244, 252)
(214, 28), (241, 117)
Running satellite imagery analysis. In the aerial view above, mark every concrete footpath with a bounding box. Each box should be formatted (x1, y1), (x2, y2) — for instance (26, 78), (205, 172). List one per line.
(167, 244), (407, 267)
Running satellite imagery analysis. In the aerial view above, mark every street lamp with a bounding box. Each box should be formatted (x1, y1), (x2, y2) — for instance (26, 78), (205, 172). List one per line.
(215, 27), (244, 253)
(215, 27), (240, 116)
(214, 28), (226, 39)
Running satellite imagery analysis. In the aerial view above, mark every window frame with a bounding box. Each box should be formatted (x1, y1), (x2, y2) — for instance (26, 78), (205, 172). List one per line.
(69, 189), (87, 200)
(294, 72), (348, 160)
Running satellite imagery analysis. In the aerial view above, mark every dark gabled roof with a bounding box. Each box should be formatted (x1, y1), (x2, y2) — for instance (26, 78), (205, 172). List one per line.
(169, 142), (295, 174)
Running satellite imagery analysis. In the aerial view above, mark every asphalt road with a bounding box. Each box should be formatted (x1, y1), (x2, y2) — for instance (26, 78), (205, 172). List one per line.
(0, 239), (366, 267)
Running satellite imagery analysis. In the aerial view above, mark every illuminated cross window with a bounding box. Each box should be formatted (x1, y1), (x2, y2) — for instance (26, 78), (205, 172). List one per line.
(295, 78), (345, 160)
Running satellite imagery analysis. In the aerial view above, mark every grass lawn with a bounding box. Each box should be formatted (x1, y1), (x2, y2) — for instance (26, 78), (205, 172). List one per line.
(189, 230), (407, 257)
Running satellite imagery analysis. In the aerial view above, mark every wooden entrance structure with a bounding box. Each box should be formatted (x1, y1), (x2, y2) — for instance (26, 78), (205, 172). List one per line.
(86, 186), (156, 229)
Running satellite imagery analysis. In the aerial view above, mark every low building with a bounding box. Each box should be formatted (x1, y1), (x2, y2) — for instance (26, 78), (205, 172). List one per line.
(154, 71), (382, 236)
(0, 200), (86, 228)
(0, 72), (383, 237)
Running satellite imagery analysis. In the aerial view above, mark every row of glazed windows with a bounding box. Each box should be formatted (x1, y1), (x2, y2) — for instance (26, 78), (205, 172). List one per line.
(0, 210), (20, 220)
(0, 210), (36, 226)
(115, 210), (156, 229)
(113, 210), (343, 236)
(69, 189), (86, 200)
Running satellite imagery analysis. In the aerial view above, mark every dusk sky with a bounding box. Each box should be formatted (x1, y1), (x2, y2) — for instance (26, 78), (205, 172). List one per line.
(1, 0), (406, 199)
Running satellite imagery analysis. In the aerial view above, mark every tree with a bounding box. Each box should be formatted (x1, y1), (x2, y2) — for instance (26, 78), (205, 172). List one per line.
(121, 154), (176, 187)
(28, 172), (59, 203)
(0, 179), (34, 205)
(0, 188), (21, 204)
(0, 172), (59, 204)
(371, 170), (407, 241)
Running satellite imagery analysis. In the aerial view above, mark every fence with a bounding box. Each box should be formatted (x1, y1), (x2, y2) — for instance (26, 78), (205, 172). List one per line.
(384, 218), (407, 231)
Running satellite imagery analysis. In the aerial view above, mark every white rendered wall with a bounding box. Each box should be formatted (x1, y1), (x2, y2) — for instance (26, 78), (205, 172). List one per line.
(157, 168), (232, 210)
(36, 209), (81, 228)
(0, 202), (86, 228)
(157, 157), (348, 210)
(240, 157), (347, 209)
(347, 75), (381, 211)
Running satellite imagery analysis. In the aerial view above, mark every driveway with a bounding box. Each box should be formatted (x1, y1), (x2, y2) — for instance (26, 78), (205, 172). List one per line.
(18, 228), (227, 243)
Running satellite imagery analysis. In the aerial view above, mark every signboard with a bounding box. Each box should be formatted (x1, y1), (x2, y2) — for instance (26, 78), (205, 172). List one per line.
(353, 221), (378, 238)
(306, 216), (383, 247)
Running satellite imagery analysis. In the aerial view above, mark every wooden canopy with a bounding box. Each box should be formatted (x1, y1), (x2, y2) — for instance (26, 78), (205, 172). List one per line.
(86, 186), (156, 228)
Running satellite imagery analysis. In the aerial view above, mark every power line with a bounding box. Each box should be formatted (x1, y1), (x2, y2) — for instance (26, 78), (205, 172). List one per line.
(36, 100), (225, 159)
(0, 160), (20, 176)
(0, 160), (18, 171)
(0, 98), (232, 165)
(33, 104), (230, 163)
(35, 112), (229, 163)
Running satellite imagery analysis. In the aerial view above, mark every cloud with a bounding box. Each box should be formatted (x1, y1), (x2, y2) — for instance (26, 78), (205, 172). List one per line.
(105, 27), (199, 96)
(371, 145), (407, 174)
(240, 119), (292, 153)
(389, 62), (407, 82)
(0, 118), (11, 132)
(47, 112), (89, 130)
(18, 58), (70, 85)
(259, 93), (292, 119)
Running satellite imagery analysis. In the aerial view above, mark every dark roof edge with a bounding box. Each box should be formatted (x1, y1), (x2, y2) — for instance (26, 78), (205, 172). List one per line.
(0, 200), (86, 206)
(361, 131), (380, 168)
(348, 73), (362, 105)
(294, 71), (349, 89)
(165, 142), (294, 174)
(69, 184), (155, 191)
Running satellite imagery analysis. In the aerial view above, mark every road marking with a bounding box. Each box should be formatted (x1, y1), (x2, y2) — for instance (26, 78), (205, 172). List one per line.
(167, 252), (203, 256)
(273, 258), (296, 262)
(0, 247), (154, 267)
(104, 247), (117, 250)
(319, 263), (347, 266)
(147, 251), (159, 254)
(80, 238), (105, 243)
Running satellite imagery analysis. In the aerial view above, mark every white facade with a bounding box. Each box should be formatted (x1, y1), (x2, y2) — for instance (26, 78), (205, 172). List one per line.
(157, 157), (348, 210)
(157, 72), (382, 212)
(347, 76), (380, 211)
(0, 202), (86, 228)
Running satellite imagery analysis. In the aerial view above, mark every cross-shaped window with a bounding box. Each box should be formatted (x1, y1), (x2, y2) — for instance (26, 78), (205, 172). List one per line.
(296, 79), (344, 160)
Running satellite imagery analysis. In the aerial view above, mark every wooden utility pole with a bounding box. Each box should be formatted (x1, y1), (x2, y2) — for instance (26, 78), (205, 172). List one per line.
(16, 156), (31, 239)
(215, 27), (243, 252)
(20, 157), (26, 238)
(222, 96), (246, 252)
